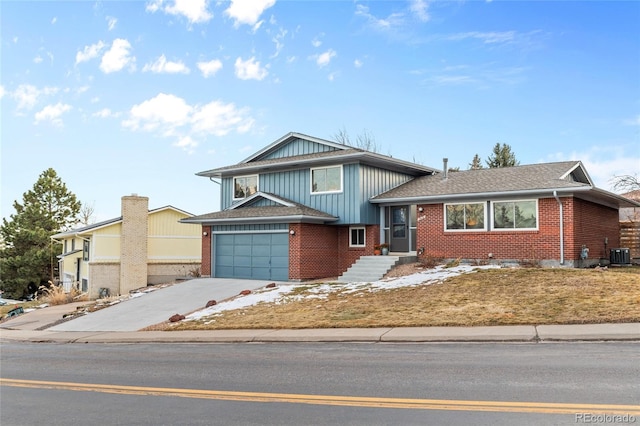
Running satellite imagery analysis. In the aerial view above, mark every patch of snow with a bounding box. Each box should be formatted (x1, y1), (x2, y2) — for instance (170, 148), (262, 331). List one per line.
(184, 264), (502, 322)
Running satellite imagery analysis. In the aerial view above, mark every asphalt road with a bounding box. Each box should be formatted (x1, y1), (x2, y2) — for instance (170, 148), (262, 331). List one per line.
(1, 342), (639, 425)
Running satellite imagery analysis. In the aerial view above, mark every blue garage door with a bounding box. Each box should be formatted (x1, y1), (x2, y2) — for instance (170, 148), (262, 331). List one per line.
(214, 233), (289, 281)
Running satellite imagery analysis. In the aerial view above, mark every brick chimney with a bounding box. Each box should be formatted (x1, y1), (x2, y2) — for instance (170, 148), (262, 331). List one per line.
(119, 195), (148, 294)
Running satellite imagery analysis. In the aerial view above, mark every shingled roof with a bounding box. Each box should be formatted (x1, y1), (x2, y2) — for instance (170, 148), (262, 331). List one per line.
(196, 132), (437, 178)
(181, 192), (338, 225)
(371, 161), (639, 209)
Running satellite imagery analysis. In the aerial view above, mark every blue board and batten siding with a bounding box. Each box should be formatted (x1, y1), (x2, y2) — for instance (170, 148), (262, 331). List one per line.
(259, 137), (338, 160)
(220, 138), (417, 224)
(221, 163), (414, 225)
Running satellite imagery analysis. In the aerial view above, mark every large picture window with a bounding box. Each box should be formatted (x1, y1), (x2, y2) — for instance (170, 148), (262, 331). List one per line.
(349, 227), (365, 247)
(445, 203), (485, 231)
(311, 165), (342, 193)
(492, 200), (537, 230)
(233, 175), (258, 199)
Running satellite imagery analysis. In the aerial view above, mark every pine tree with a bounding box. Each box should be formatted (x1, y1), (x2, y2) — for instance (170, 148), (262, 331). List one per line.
(469, 154), (483, 170)
(486, 143), (520, 168)
(0, 168), (80, 299)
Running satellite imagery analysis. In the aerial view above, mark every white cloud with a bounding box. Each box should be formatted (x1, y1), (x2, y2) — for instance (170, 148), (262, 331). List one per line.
(76, 41), (106, 65)
(446, 31), (517, 44)
(143, 54), (190, 74)
(191, 100), (254, 136)
(270, 28), (287, 58)
(100, 39), (135, 73)
(147, 0), (213, 24)
(34, 103), (72, 126)
(93, 108), (118, 118)
(197, 59), (223, 77)
(12, 84), (58, 110)
(354, 59), (363, 68)
(313, 49), (336, 67)
(355, 4), (405, 31)
(311, 34), (323, 48)
(34, 55), (43, 64)
(224, 0), (275, 28)
(51, 17), (57, 24)
(106, 16), (118, 31)
(409, 0), (430, 22)
(122, 93), (255, 150)
(122, 93), (192, 134)
(234, 56), (268, 80)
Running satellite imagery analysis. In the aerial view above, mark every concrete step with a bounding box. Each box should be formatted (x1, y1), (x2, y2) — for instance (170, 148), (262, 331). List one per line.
(338, 255), (401, 283)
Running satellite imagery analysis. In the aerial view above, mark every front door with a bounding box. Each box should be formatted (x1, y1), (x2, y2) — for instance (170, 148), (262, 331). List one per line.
(390, 206), (409, 252)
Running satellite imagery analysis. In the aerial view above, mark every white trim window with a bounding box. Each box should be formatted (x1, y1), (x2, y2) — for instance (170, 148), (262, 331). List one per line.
(349, 226), (366, 247)
(445, 202), (486, 231)
(492, 200), (538, 230)
(233, 175), (258, 200)
(311, 165), (342, 194)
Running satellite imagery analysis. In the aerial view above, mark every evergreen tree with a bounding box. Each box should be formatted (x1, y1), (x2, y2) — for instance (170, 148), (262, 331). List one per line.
(469, 153), (484, 170)
(0, 168), (80, 299)
(486, 143), (520, 168)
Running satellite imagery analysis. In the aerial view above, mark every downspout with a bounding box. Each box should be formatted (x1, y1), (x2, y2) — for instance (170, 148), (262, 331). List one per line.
(553, 191), (564, 265)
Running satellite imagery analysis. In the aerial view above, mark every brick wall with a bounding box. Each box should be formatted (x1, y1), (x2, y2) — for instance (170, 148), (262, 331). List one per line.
(201, 226), (212, 277)
(89, 262), (120, 299)
(120, 195), (148, 293)
(148, 262), (202, 284)
(289, 223), (339, 280)
(416, 197), (618, 266)
(289, 224), (380, 280)
(572, 198), (620, 261)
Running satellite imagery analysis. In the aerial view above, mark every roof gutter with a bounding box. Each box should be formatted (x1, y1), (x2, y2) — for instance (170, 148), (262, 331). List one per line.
(553, 190), (564, 265)
(370, 186), (591, 204)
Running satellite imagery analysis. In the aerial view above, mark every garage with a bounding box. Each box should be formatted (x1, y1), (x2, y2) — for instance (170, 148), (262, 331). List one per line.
(214, 233), (289, 281)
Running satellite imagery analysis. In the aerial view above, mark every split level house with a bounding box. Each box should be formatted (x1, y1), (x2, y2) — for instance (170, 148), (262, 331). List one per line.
(52, 195), (201, 298)
(181, 132), (639, 281)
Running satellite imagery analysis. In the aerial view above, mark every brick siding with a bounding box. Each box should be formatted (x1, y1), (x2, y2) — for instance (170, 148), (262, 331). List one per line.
(416, 197), (620, 266)
(119, 196), (149, 293)
(201, 226), (212, 277)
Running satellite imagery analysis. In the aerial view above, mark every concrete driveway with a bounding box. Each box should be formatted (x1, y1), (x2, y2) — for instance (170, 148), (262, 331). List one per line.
(48, 278), (281, 332)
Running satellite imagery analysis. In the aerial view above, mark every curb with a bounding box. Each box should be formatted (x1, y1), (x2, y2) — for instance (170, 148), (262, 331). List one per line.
(2, 324), (639, 344)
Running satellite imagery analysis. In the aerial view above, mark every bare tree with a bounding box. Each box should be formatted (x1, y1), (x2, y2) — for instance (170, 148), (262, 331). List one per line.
(332, 127), (380, 153)
(79, 201), (96, 226)
(610, 174), (640, 193)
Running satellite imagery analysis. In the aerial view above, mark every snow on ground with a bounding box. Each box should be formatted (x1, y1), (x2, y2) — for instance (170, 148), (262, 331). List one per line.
(185, 264), (501, 322)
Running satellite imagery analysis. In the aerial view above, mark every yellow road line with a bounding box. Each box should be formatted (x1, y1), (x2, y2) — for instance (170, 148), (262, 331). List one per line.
(2, 378), (639, 415)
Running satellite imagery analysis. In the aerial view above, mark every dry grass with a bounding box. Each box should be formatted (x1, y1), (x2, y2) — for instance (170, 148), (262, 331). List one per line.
(168, 266), (640, 331)
(39, 285), (88, 306)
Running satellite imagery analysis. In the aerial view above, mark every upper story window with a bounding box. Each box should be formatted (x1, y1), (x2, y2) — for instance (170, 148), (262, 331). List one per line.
(233, 175), (258, 199)
(445, 202), (486, 231)
(82, 240), (90, 261)
(492, 200), (538, 230)
(311, 165), (342, 194)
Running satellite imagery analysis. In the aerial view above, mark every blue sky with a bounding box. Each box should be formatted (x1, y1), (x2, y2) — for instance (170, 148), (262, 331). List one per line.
(2, 0), (639, 222)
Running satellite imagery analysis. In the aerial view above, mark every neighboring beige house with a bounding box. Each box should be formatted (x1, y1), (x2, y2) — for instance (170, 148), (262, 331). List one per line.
(52, 195), (202, 299)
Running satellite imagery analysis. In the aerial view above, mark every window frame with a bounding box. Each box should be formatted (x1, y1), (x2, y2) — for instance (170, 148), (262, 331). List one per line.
(491, 199), (539, 231)
(82, 240), (90, 261)
(232, 174), (259, 200)
(349, 226), (366, 248)
(443, 202), (487, 232)
(310, 165), (343, 195)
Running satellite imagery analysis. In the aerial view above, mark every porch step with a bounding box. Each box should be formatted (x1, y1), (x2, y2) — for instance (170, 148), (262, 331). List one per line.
(338, 255), (401, 283)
